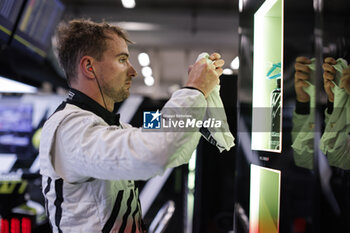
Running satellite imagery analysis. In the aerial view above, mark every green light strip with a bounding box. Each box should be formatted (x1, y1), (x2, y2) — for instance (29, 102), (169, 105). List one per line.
(186, 150), (197, 233)
(0, 25), (46, 57)
(13, 34), (46, 57)
(0, 25), (11, 36)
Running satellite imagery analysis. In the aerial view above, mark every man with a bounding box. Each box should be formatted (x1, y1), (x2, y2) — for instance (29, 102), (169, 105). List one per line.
(39, 19), (224, 232)
(323, 57), (350, 97)
(292, 56), (350, 170)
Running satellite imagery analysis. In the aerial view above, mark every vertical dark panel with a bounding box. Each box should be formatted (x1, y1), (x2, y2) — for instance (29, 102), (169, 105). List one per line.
(319, 1), (350, 233)
(193, 74), (237, 233)
(234, 1), (320, 233)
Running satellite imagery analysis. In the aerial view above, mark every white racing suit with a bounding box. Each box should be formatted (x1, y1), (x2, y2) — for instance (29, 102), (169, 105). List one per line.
(39, 88), (206, 233)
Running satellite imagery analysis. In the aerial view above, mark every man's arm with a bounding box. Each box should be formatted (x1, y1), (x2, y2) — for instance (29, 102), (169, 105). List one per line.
(53, 89), (205, 182)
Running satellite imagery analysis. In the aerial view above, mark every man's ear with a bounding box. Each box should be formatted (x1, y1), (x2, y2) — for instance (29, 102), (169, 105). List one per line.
(80, 56), (96, 79)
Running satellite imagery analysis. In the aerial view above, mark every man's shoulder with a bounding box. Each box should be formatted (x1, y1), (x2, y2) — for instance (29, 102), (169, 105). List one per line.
(44, 103), (98, 129)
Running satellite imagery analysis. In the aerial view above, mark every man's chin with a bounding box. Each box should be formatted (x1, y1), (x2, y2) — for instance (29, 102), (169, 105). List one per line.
(115, 92), (129, 103)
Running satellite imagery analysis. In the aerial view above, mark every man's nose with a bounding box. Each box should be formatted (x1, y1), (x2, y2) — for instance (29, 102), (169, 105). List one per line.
(128, 63), (138, 78)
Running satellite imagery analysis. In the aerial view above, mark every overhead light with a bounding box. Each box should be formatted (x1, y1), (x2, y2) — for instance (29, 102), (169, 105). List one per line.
(114, 22), (160, 31)
(0, 76), (37, 93)
(141, 66), (153, 77)
(138, 52), (150, 66)
(223, 68), (234, 75)
(168, 84), (180, 94)
(239, 0), (244, 12)
(144, 76), (155, 86)
(313, 0), (323, 12)
(121, 0), (135, 8)
(230, 56), (240, 70)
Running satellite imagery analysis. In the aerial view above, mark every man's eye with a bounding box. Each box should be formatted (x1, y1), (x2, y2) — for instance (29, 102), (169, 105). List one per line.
(119, 58), (127, 63)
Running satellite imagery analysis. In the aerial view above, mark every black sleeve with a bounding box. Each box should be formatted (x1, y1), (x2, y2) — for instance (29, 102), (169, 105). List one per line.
(326, 100), (334, 114)
(295, 101), (310, 115)
(183, 86), (205, 96)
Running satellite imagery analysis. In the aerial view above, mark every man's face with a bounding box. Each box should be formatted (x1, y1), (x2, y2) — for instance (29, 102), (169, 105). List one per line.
(96, 33), (137, 103)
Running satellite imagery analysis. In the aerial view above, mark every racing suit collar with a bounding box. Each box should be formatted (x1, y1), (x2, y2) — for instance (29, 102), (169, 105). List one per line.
(67, 88), (120, 126)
